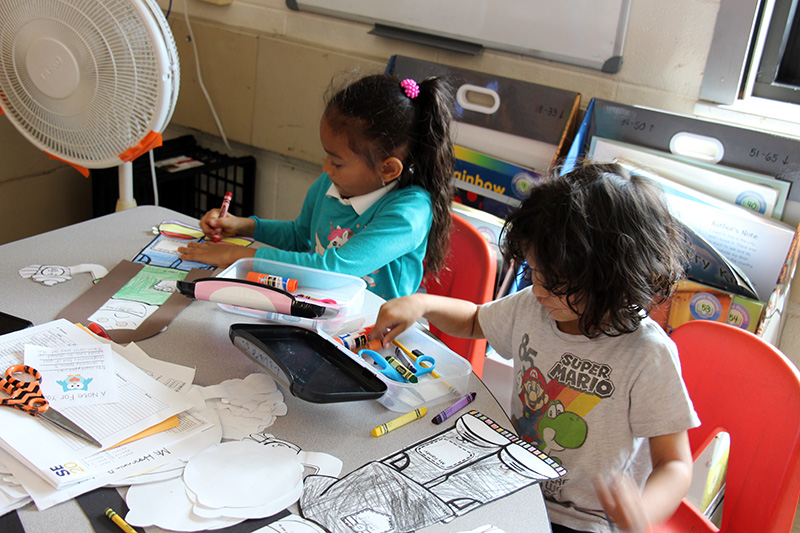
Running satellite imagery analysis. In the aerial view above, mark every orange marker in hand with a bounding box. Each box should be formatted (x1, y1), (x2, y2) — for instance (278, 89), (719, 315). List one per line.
(211, 191), (232, 243)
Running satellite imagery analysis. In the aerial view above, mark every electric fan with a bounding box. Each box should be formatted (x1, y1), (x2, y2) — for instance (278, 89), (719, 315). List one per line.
(0, 0), (180, 211)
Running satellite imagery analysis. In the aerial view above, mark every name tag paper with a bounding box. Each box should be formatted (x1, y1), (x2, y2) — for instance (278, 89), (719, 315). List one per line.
(24, 344), (119, 408)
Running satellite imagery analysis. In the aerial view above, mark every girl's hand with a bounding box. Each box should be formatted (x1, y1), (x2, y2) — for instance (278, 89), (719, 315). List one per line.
(177, 241), (256, 268)
(199, 210), (254, 240)
(595, 474), (649, 532)
(372, 294), (428, 346)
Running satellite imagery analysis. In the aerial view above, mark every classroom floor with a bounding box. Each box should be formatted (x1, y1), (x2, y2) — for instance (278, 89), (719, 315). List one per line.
(479, 300), (800, 530)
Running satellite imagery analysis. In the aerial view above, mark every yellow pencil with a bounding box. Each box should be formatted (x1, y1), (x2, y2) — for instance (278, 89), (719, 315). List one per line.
(392, 340), (441, 378)
(105, 508), (137, 533)
(371, 407), (427, 437)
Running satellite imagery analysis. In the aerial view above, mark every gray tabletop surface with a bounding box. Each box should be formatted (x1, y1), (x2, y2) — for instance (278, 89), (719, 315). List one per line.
(0, 206), (549, 533)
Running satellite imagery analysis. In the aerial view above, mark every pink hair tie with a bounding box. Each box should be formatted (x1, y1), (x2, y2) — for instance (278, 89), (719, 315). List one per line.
(400, 78), (420, 99)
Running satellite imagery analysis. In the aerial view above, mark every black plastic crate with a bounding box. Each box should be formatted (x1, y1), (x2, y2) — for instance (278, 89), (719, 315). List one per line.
(91, 135), (255, 220)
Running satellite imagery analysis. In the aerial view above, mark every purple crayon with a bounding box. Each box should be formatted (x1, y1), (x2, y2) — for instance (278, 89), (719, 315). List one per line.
(432, 392), (477, 424)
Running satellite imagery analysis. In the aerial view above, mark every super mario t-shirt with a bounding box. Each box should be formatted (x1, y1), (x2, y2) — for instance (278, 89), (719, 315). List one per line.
(478, 288), (699, 532)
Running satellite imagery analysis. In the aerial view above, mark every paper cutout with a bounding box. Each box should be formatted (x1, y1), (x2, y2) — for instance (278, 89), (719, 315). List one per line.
(184, 440), (303, 518)
(57, 260), (206, 343)
(125, 475), (244, 531)
(19, 263), (109, 286)
(0, 456), (31, 516)
(192, 373), (288, 441)
(300, 411), (566, 532)
(24, 343), (118, 407)
(125, 435), (340, 530)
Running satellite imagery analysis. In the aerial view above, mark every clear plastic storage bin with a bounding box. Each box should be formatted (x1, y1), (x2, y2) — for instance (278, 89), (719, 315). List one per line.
(216, 258), (367, 331)
(318, 325), (473, 412)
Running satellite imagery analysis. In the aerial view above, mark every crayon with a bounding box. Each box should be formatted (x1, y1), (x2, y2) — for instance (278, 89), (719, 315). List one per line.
(371, 407), (427, 437)
(211, 191), (232, 243)
(246, 271), (298, 292)
(393, 340), (459, 395)
(384, 355), (418, 383)
(432, 392), (477, 424)
(393, 341), (442, 379)
(393, 346), (415, 368)
(105, 508), (137, 533)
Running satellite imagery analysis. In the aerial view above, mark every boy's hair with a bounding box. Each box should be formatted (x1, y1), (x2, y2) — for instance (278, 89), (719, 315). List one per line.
(324, 72), (455, 274)
(502, 161), (686, 337)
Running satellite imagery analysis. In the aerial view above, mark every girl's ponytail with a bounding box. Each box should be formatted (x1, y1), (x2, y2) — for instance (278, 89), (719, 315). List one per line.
(407, 77), (455, 274)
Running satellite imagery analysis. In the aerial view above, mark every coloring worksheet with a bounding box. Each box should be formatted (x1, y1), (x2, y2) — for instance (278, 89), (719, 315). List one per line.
(300, 410), (566, 532)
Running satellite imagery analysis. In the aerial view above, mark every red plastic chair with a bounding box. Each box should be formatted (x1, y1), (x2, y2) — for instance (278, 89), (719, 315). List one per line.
(422, 212), (497, 378)
(653, 320), (800, 533)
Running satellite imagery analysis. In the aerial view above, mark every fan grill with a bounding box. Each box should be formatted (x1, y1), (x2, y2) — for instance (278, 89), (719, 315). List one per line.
(0, 0), (176, 167)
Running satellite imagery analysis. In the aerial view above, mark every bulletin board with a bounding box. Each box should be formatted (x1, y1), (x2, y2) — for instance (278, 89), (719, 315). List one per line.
(286, 0), (631, 73)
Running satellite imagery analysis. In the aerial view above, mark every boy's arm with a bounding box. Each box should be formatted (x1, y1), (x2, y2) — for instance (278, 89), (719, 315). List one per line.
(596, 430), (693, 531)
(373, 293), (484, 346)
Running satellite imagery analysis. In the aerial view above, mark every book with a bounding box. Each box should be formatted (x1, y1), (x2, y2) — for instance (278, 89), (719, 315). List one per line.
(590, 137), (788, 220)
(613, 163), (795, 302)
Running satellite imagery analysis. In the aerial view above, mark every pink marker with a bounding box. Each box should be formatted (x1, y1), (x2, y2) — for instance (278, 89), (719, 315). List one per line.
(211, 191), (232, 243)
(176, 278), (337, 319)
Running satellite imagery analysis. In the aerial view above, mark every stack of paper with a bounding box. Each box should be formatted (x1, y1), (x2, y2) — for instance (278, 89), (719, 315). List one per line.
(0, 320), (215, 510)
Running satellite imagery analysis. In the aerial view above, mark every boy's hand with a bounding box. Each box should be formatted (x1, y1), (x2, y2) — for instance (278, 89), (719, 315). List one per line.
(372, 294), (427, 346)
(595, 474), (648, 532)
(177, 241), (256, 268)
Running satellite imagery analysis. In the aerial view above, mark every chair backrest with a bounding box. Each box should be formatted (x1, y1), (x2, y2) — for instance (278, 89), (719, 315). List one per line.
(422, 212), (497, 378)
(655, 320), (800, 533)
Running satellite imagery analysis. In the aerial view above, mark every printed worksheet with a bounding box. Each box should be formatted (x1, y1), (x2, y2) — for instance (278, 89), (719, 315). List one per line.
(0, 319), (193, 489)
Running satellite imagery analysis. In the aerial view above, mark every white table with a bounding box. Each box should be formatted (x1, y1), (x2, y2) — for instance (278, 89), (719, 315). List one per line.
(0, 206), (550, 532)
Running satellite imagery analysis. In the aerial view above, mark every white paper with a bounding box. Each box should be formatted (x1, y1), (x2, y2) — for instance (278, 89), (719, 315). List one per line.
(0, 319), (193, 489)
(2, 409), (220, 510)
(24, 344), (118, 407)
(115, 342), (196, 394)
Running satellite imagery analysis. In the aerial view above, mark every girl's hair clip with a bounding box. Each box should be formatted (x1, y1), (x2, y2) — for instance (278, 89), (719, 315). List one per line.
(400, 78), (420, 99)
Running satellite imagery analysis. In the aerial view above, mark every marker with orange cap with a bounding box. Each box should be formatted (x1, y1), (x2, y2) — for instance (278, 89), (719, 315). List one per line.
(245, 271), (298, 292)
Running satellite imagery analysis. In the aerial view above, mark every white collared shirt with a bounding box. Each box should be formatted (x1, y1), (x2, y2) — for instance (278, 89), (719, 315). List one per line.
(325, 181), (398, 216)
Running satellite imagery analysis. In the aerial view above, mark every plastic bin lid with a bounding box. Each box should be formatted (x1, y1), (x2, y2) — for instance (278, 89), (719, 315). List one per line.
(229, 324), (386, 403)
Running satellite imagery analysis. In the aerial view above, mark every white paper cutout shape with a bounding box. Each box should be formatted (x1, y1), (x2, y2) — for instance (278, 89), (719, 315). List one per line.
(125, 476), (243, 531)
(19, 264), (108, 286)
(183, 440), (303, 511)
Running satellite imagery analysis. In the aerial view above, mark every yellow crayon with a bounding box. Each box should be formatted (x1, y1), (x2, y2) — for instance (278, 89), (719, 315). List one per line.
(371, 407), (427, 437)
(105, 508), (137, 533)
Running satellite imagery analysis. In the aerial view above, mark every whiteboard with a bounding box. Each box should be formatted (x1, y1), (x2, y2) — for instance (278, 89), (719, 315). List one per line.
(287, 0), (631, 73)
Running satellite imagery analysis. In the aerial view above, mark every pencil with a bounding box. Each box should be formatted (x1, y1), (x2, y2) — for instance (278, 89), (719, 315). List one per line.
(392, 340), (441, 378)
(392, 339), (459, 396)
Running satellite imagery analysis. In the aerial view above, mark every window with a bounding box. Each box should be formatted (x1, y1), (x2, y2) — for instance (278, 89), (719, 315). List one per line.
(751, 0), (800, 105)
(697, 0), (800, 136)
